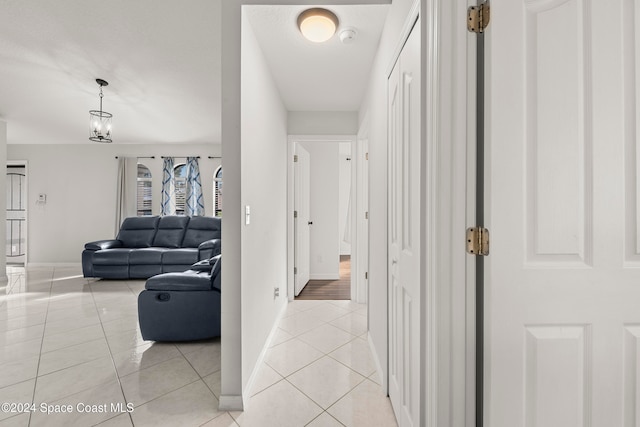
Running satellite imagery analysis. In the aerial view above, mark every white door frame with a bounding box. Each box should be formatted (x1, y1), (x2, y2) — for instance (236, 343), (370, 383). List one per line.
(401, 0), (476, 426)
(355, 115), (370, 304)
(287, 135), (357, 301)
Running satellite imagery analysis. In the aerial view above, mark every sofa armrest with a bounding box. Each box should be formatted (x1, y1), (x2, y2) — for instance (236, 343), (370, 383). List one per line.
(198, 239), (221, 259)
(84, 239), (123, 251)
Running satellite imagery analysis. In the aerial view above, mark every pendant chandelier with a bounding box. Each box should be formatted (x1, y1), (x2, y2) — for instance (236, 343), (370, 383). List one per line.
(89, 78), (113, 143)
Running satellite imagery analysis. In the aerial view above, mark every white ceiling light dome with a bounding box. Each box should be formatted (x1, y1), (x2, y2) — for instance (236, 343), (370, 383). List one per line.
(297, 8), (339, 43)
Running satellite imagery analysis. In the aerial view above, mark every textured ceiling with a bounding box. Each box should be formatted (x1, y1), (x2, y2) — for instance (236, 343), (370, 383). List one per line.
(245, 4), (388, 112)
(0, 0), (221, 145)
(0, 1), (387, 145)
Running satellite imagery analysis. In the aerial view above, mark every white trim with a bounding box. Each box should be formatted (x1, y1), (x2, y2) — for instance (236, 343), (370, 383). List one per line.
(367, 331), (384, 388)
(27, 262), (82, 268)
(241, 302), (288, 408)
(308, 274), (339, 280)
(355, 113), (370, 304)
(386, 0), (421, 78)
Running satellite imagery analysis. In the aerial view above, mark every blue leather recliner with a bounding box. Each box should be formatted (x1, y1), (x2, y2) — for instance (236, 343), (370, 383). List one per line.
(138, 254), (222, 341)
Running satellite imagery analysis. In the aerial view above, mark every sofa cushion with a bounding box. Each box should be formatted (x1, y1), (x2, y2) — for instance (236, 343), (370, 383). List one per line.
(181, 216), (221, 248)
(116, 216), (160, 248)
(130, 265), (162, 279)
(93, 249), (133, 265)
(162, 248), (199, 265)
(129, 248), (166, 265)
(152, 216), (190, 248)
(145, 271), (213, 291)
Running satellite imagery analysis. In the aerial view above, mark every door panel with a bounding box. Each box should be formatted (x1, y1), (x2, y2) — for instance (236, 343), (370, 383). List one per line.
(294, 144), (311, 295)
(6, 167), (25, 265)
(486, 1), (639, 426)
(388, 19), (420, 427)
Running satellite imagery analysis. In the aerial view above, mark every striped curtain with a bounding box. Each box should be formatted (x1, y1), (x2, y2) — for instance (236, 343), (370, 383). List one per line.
(186, 157), (205, 216)
(161, 157), (176, 216)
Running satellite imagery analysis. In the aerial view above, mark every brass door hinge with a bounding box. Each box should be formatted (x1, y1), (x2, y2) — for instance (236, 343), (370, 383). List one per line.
(294, 210), (298, 218)
(294, 155), (299, 162)
(294, 267), (297, 275)
(365, 211), (369, 220)
(468, 2), (490, 34)
(466, 227), (490, 256)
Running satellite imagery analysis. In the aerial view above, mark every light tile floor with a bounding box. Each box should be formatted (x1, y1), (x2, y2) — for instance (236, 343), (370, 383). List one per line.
(0, 266), (398, 427)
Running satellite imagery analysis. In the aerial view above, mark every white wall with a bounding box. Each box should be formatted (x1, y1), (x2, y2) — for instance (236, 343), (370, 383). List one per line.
(357, 0), (416, 389)
(240, 11), (288, 398)
(338, 142), (352, 255)
(0, 121), (6, 279)
(288, 111), (358, 135)
(6, 143), (220, 265)
(300, 141), (340, 280)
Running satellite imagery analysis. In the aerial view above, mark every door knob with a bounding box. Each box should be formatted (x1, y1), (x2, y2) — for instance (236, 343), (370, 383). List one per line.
(308, 221), (313, 225)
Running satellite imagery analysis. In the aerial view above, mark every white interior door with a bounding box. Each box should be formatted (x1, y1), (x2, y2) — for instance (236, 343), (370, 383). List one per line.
(485, 1), (640, 426)
(294, 143), (311, 296)
(6, 166), (26, 265)
(388, 18), (420, 427)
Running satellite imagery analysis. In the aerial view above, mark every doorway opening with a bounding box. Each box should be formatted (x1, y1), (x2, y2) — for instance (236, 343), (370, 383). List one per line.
(292, 138), (356, 301)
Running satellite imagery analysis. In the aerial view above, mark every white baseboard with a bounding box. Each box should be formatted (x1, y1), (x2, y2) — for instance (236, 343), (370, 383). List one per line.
(218, 395), (244, 411)
(26, 262), (82, 268)
(368, 331), (387, 394)
(241, 301), (288, 410)
(309, 274), (340, 280)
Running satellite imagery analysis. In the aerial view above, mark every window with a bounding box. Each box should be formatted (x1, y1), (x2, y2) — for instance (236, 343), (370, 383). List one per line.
(214, 166), (223, 217)
(174, 163), (187, 215)
(137, 163), (152, 216)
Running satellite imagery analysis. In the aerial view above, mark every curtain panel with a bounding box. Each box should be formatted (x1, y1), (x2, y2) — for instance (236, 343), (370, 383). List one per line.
(186, 157), (205, 216)
(161, 157), (176, 216)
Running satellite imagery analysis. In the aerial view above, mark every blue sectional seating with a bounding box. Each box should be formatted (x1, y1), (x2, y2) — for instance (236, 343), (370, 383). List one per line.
(82, 215), (221, 279)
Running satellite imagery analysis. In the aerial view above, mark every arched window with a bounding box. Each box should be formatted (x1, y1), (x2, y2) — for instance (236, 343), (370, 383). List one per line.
(137, 163), (152, 216)
(214, 166), (223, 217)
(174, 163), (187, 215)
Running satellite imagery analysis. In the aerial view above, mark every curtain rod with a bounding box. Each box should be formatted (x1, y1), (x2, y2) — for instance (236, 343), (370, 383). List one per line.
(160, 156), (205, 159)
(115, 156), (155, 159)
(114, 155), (220, 159)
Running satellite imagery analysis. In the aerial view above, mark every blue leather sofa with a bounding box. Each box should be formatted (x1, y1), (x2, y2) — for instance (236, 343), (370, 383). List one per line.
(82, 215), (221, 279)
(138, 254), (221, 341)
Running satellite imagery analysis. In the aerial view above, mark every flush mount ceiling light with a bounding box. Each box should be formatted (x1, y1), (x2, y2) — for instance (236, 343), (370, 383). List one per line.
(89, 78), (113, 143)
(297, 8), (339, 43)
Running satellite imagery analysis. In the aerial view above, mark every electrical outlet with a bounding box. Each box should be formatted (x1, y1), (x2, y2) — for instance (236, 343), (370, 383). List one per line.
(274, 287), (280, 298)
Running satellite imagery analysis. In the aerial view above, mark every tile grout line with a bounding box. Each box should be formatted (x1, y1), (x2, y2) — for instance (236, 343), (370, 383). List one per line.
(88, 276), (138, 427)
(27, 267), (55, 427)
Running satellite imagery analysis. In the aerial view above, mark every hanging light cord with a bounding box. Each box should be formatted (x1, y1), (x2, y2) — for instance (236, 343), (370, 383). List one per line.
(98, 85), (104, 114)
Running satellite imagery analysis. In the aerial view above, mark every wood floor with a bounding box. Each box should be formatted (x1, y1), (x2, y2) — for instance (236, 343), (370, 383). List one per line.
(295, 255), (351, 300)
